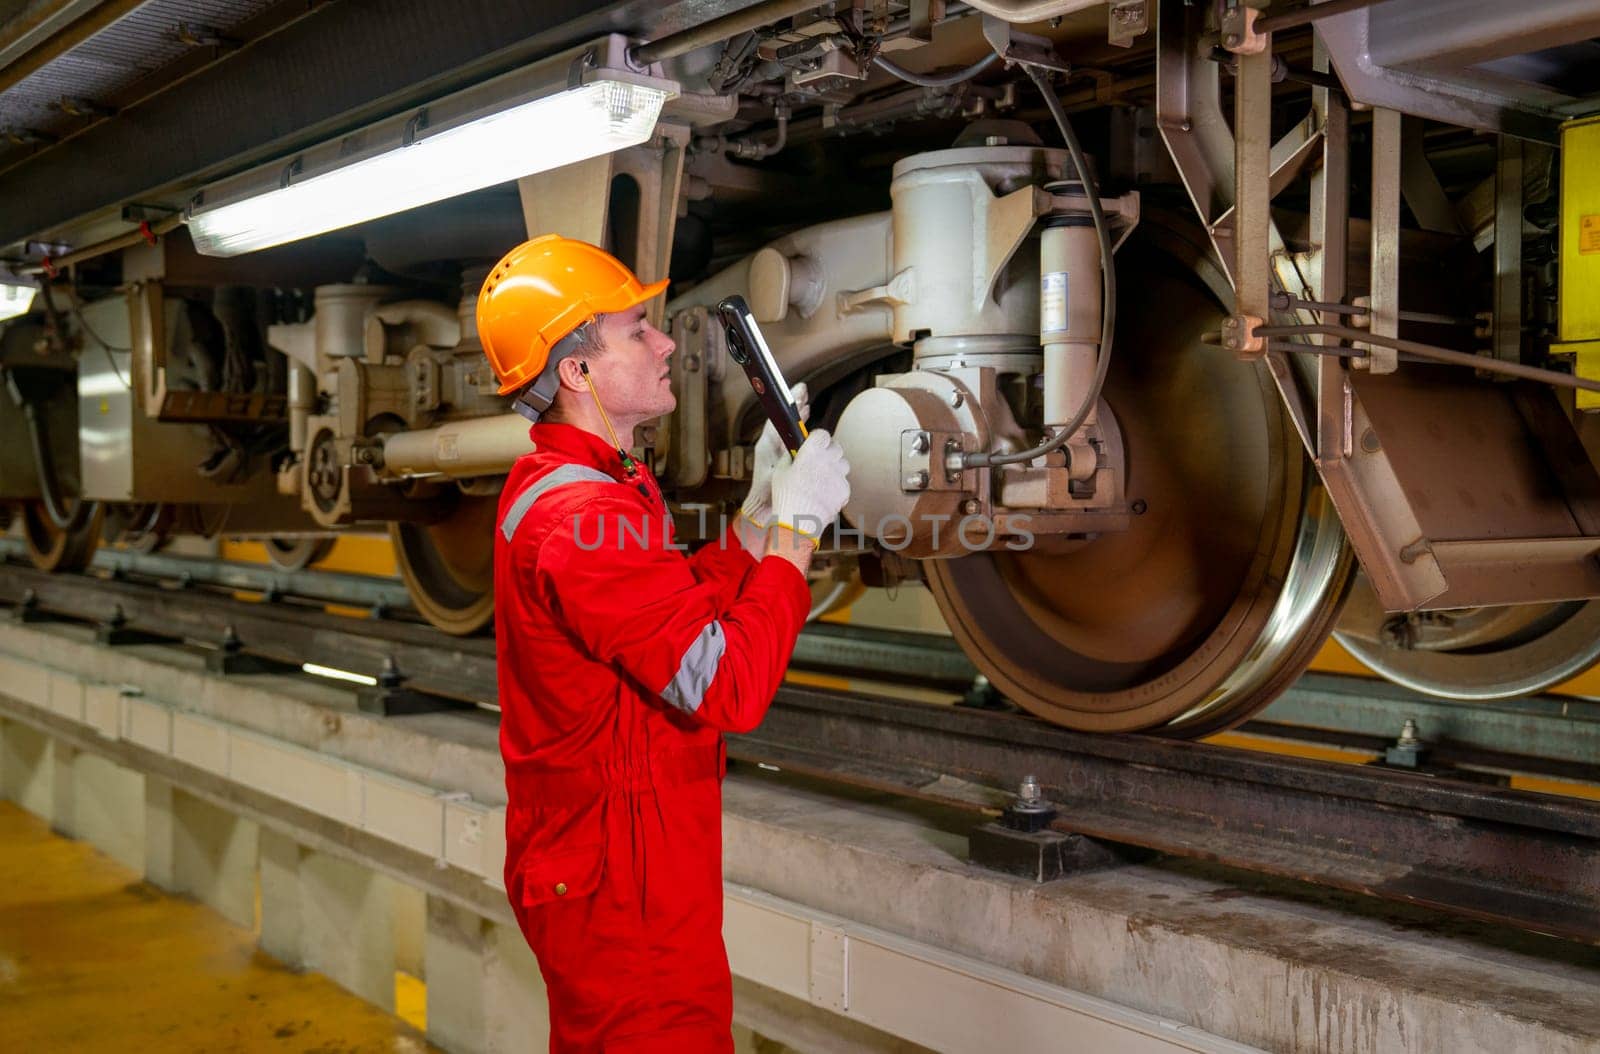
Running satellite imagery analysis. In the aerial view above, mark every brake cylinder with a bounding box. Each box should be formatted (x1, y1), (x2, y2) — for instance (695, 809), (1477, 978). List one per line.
(1040, 217), (1101, 429)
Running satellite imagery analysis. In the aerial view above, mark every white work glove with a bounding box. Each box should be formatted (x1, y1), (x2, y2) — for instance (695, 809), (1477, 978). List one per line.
(768, 428), (851, 542)
(739, 382), (810, 528)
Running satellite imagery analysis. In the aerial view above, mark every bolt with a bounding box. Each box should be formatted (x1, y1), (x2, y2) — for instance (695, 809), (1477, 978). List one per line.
(910, 431), (930, 454)
(961, 498), (980, 515)
(950, 390), (965, 408)
(683, 313), (700, 333)
(1018, 774), (1041, 803)
(1360, 428), (1380, 453)
(1131, 498), (1148, 515)
(1180, 119), (1193, 132)
(1224, 32), (1242, 47)
(903, 470), (930, 490)
(1397, 718), (1420, 747)
(354, 447), (375, 465)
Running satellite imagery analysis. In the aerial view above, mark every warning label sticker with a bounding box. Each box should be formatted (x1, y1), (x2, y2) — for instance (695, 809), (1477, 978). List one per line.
(1583, 214), (1600, 255)
(1041, 272), (1068, 333)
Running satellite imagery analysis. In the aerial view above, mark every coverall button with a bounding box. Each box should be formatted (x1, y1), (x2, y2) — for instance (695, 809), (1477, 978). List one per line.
(554, 882), (568, 896)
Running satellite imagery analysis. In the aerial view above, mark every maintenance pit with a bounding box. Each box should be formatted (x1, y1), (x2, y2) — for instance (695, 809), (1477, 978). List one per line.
(1, 617), (1595, 1053)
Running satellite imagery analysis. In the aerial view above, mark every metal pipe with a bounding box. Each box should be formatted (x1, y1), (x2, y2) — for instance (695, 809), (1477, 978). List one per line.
(632, 0), (823, 65)
(1256, 0), (1388, 35)
(1264, 340), (1369, 359)
(959, 0), (1104, 23)
(380, 413), (535, 479)
(1255, 323), (1600, 393)
(717, 106), (790, 159)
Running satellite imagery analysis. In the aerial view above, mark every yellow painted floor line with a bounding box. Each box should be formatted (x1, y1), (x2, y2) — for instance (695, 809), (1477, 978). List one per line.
(0, 801), (437, 1052)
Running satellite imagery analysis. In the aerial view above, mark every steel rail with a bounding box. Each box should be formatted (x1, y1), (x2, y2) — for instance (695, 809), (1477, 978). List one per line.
(1, 561), (1596, 943)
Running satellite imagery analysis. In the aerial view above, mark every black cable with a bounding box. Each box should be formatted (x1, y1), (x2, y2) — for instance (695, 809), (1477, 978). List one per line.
(871, 51), (998, 88)
(966, 63), (1116, 469)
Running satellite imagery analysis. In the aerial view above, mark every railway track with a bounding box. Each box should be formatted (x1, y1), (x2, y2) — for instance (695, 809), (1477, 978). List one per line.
(0, 554), (1596, 945)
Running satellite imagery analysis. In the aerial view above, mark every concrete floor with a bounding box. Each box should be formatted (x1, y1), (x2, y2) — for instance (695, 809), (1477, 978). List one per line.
(0, 800), (437, 1052)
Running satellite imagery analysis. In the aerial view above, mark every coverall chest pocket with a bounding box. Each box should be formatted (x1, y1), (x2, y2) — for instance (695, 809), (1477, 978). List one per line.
(520, 841), (606, 907)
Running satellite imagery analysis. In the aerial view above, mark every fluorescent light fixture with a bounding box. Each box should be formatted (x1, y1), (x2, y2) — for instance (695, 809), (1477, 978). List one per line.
(301, 662), (379, 686)
(186, 36), (676, 257)
(0, 278), (34, 321)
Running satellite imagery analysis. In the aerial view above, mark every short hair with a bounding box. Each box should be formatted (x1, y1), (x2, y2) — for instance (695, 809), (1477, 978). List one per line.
(571, 315), (609, 360)
(536, 314), (610, 423)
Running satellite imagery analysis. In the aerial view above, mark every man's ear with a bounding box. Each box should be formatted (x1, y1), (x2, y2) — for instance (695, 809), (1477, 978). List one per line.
(556, 356), (588, 393)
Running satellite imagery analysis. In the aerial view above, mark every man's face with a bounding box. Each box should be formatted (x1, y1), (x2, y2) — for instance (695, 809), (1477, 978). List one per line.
(585, 305), (677, 424)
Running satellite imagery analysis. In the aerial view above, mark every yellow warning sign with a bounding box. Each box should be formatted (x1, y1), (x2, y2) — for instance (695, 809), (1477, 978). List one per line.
(1584, 214), (1600, 255)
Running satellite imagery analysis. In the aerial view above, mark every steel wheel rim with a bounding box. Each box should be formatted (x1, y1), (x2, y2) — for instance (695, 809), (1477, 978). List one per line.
(925, 227), (1351, 734)
(1334, 579), (1600, 701)
(391, 496), (496, 636)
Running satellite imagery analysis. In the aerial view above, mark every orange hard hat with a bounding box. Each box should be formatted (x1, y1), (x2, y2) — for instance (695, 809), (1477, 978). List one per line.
(477, 234), (670, 396)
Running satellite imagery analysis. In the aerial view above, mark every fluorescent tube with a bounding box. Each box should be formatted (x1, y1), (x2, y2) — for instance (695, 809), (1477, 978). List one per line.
(0, 280), (33, 321)
(188, 77), (671, 257)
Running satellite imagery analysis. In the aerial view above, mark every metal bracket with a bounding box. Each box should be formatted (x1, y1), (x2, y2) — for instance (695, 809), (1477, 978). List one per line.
(1219, 3), (1268, 55)
(980, 15), (1070, 75)
(1107, 0), (1150, 48)
(1221, 313), (1265, 360)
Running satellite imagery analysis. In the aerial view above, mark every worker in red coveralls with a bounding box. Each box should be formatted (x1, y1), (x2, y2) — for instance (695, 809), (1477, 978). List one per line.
(477, 234), (850, 1053)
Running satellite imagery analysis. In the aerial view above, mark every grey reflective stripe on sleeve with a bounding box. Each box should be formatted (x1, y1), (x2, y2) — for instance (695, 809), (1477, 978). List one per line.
(499, 464), (618, 541)
(659, 620), (726, 715)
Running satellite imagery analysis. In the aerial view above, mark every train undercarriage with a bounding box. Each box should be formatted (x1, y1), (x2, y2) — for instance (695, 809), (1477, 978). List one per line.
(2, 0), (1600, 733)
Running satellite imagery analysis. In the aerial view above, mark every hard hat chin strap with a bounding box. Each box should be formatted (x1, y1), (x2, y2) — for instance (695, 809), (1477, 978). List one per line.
(511, 326), (590, 423)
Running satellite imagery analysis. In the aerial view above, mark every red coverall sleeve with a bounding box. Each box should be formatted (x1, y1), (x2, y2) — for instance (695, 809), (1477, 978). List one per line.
(686, 521), (758, 608)
(533, 492), (810, 733)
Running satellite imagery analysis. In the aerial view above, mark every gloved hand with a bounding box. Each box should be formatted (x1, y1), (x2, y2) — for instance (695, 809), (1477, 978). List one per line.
(739, 382), (810, 528)
(768, 428), (850, 542)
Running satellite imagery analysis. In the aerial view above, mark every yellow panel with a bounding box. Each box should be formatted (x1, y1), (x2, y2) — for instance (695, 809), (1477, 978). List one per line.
(1307, 636), (1379, 679)
(1559, 114), (1600, 344)
(1571, 339), (1600, 411)
(221, 534), (398, 577)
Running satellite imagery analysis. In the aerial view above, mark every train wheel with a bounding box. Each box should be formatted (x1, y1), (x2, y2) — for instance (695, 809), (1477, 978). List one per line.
(21, 500), (102, 573)
(924, 234), (1352, 735)
(1333, 576), (1600, 700)
(391, 496), (497, 636)
(264, 536), (337, 573)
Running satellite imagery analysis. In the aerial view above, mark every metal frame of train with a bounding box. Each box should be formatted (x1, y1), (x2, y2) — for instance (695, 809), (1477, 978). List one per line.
(2, 0), (1600, 733)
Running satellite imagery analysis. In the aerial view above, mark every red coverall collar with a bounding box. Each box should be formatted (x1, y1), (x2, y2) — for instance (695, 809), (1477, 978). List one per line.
(527, 421), (633, 476)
